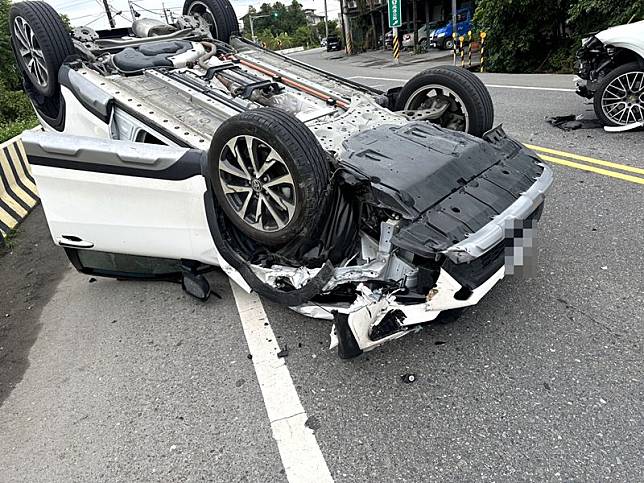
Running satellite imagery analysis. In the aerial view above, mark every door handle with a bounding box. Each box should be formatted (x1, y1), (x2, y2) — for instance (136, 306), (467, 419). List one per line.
(58, 236), (95, 249)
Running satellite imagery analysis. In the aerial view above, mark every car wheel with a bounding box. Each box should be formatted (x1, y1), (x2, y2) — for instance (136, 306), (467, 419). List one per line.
(209, 108), (331, 247)
(395, 65), (494, 137)
(444, 38), (454, 50)
(593, 62), (644, 127)
(183, 0), (239, 42)
(9, 1), (75, 98)
(419, 38), (428, 50)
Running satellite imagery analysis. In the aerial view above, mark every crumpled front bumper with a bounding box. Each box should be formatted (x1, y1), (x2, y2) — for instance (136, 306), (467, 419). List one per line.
(294, 162), (554, 357)
(443, 163), (553, 264)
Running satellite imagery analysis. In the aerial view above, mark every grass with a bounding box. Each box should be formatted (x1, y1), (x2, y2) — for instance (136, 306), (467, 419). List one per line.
(1, 227), (19, 251)
(0, 116), (37, 144)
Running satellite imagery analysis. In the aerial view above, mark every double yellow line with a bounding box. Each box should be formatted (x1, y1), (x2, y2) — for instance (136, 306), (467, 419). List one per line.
(524, 144), (644, 185)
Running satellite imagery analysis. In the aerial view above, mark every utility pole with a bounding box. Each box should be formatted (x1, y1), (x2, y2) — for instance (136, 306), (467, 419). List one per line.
(323, 0), (329, 39)
(102, 0), (116, 28)
(451, 0), (457, 38)
(162, 2), (170, 24)
(127, 0), (137, 19)
(250, 15), (255, 43)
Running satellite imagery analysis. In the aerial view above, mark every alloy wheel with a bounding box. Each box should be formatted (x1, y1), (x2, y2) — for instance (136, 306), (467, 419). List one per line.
(601, 71), (644, 125)
(13, 16), (48, 89)
(218, 135), (297, 233)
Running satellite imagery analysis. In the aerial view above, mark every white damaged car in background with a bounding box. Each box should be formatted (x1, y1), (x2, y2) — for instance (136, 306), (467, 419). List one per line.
(575, 19), (644, 131)
(10, 1), (553, 358)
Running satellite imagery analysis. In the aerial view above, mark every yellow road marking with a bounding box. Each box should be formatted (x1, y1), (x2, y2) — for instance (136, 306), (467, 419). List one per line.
(525, 144), (644, 176)
(538, 154), (644, 185)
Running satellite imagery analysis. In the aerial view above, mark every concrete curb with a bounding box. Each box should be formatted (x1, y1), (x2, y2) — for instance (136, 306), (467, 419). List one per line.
(0, 132), (39, 245)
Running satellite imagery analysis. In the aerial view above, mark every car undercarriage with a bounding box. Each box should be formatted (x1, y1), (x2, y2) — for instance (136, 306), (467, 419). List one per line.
(11, 0), (553, 358)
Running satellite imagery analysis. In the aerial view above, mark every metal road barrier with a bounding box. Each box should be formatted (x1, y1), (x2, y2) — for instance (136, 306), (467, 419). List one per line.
(0, 133), (39, 245)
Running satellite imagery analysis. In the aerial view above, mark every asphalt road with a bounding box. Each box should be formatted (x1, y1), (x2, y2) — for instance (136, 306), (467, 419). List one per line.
(1, 49), (642, 482)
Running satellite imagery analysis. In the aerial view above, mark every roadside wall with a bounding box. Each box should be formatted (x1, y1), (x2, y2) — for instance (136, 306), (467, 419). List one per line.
(0, 133), (39, 245)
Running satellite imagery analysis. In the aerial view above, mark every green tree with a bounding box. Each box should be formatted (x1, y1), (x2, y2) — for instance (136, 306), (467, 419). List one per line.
(0, 0), (20, 90)
(473, 0), (567, 73)
(568, 0), (643, 37)
(474, 0), (643, 73)
(244, 0), (309, 37)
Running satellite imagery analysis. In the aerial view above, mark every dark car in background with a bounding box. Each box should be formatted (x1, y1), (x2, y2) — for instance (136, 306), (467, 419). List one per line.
(326, 35), (342, 52)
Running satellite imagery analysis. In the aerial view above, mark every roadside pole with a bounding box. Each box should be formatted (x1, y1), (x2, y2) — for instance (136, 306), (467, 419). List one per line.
(101, 0), (116, 28)
(323, 0), (329, 40)
(250, 16), (256, 43)
(480, 31), (487, 72)
(452, 32), (457, 65)
(393, 27), (400, 64)
(162, 2), (169, 24)
(388, 0), (402, 64)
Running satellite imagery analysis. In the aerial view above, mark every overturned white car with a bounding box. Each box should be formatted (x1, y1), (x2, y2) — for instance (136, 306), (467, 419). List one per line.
(11, 0), (552, 358)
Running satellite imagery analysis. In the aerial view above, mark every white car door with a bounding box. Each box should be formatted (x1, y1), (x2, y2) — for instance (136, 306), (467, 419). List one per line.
(21, 131), (220, 271)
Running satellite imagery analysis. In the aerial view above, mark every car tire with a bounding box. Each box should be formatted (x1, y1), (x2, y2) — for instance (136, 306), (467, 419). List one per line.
(419, 38), (428, 50)
(183, 0), (239, 42)
(9, 1), (75, 98)
(593, 62), (644, 127)
(444, 38), (454, 50)
(209, 108), (331, 247)
(395, 65), (494, 137)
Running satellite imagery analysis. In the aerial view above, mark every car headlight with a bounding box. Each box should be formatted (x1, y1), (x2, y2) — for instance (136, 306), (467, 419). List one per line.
(437, 32), (445, 38)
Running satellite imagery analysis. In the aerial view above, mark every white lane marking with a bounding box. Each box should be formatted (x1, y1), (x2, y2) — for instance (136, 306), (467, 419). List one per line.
(230, 281), (334, 483)
(485, 84), (576, 92)
(347, 75), (576, 92)
(347, 75), (406, 82)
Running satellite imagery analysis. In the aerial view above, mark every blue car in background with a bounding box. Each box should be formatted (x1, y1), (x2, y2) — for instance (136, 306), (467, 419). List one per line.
(430, 8), (473, 50)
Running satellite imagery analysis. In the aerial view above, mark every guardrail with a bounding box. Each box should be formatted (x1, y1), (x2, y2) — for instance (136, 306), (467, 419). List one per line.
(0, 132), (39, 246)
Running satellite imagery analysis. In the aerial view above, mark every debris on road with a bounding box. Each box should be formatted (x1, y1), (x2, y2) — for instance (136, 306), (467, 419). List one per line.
(277, 344), (289, 358)
(305, 415), (322, 431)
(401, 373), (417, 384)
(546, 114), (602, 131)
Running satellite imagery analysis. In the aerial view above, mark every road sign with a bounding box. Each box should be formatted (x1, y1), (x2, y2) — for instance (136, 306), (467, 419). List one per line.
(388, 0), (401, 28)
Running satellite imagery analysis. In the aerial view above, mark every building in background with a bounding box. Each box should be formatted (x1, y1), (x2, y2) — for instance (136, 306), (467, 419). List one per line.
(303, 8), (326, 25)
(341, 0), (474, 52)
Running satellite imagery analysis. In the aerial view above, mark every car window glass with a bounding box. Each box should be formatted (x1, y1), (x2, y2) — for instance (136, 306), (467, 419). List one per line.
(77, 250), (181, 276)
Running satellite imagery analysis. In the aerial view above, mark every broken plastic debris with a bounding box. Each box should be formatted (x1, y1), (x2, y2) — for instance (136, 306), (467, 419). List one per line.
(401, 373), (417, 384)
(277, 344), (289, 358)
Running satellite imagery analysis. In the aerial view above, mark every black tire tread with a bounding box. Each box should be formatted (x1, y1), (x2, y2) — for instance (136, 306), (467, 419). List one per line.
(437, 65), (495, 129)
(395, 65), (494, 137)
(10, 1), (74, 97)
(183, 0), (239, 42)
(210, 108), (330, 246)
